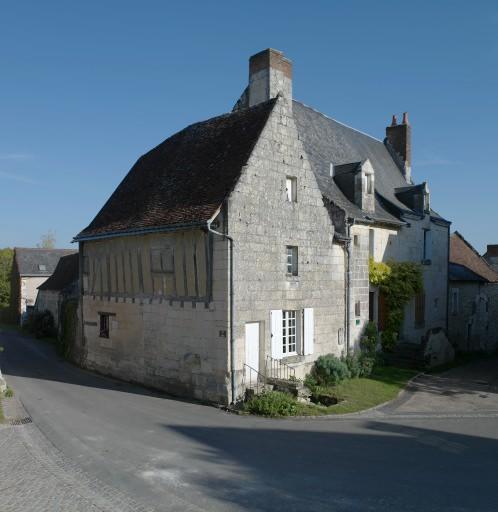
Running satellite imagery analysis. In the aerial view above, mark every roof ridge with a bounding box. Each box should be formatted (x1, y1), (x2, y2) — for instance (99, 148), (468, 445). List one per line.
(292, 100), (384, 143)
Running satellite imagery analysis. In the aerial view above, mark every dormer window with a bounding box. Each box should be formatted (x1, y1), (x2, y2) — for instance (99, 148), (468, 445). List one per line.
(286, 177), (297, 202)
(366, 174), (374, 195)
(38, 264), (46, 271)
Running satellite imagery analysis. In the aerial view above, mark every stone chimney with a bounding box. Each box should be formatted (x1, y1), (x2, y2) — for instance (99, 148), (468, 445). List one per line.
(385, 112), (412, 183)
(248, 49), (292, 107)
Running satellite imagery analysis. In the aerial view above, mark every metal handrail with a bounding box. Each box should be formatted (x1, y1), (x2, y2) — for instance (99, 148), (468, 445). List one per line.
(242, 363), (267, 397)
(265, 355), (296, 381)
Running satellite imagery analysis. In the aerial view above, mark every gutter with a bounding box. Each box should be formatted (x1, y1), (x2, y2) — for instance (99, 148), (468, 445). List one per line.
(72, 221), (207, 243)
(206, 215), (236, 406)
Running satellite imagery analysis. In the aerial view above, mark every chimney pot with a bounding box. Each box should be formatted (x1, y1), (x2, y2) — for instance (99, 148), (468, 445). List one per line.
(402, 112), (409, 125)
(391, 115), (398, 126)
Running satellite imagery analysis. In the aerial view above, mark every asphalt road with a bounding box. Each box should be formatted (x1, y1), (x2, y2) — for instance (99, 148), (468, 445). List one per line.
(1, 328), (498, 512)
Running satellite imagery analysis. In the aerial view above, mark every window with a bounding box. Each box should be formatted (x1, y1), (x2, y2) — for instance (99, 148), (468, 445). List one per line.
(38, 264), (46, 271)
(151, 248), (174, 273)
(369, 229), (375, 258)
(282, 310), (297, 355)
(451, 288), (459, 315)
(286, 177), (297, 202)
(366, 174), (374, 194)
(353, 235), (360, 247)
(355, 300), (361, 317)
(423, 230), (432, 263)
(286, 246), (298, 276)
(415, 292), (425, 327)
(99, 313), (110, 338)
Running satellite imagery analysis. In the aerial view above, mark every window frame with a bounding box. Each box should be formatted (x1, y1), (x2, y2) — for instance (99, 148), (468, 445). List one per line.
(282, 310), (298, 356)
(286, 246), (298, 276)
(99, 312), (112, 338)
(285, 176), (297, 203)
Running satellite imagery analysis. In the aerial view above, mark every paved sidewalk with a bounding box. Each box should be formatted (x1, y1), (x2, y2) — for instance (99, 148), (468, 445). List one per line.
(0, 398), (156, 512)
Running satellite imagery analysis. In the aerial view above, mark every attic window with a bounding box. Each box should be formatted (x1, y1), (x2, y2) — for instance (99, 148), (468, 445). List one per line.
(286, 177), (297, 202)
(366, 174), (374, 194)
(38, 264), (46, 271)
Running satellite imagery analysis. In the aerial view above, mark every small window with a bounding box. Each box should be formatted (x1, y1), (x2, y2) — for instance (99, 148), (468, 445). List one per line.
(286, 177), (297, 203)
(355, 300), (361, 317)
(38, 264), (46, 271)
(99, 313), (110, 338)
(366, 174), (374, 194)
(286, 246), (298, 276)
(282, 310), (297, 355)
(415, 293), (425, 327)
(423, 230), (432, 263)
(353, 235), (360, 247)
(369, 229), (375, 258)
(451, 288), (459, 315)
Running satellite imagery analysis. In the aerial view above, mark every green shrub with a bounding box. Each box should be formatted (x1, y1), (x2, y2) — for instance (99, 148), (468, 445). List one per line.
(244, 391), (298, 417)
(343, 354), (362, 378)
(358, 354), (376, 377)
(311, 354), (350, 386)
(360, 322), (378, 353)
(24, 310), (56, 339)
(4, 386), (14, 398)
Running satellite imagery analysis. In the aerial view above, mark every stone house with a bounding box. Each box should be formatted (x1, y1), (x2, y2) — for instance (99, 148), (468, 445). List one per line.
(74, 49), (450, 404)
(484, 244), (498, 272)
(35, 252), (79, 330)
(449, 232), (498, 352)
(11, 248), (76, 325)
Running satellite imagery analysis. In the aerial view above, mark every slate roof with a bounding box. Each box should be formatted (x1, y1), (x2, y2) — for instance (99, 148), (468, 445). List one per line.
(292, 101), (449, 228)
(75, 99), (277, 241)
(449, 262), (488, 282)
(450, 232), (498, 283)
(14, 248), (77, 276)
(38, 253), (79, 291)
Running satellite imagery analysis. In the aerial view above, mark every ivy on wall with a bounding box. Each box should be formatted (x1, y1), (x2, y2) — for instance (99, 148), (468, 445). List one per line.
(369, 258), (423, 351)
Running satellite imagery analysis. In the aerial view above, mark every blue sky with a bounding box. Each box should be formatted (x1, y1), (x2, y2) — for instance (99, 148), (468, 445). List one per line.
(1, 1), (497, 252)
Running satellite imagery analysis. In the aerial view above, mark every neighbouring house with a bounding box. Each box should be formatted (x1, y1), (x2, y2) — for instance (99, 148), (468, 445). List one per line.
(35, 252), (79, 331)
(11, 248), (77, 324)
(74, 49), (450, 404)
(483, 244), (498, 272)
(449, 232), (498, 352)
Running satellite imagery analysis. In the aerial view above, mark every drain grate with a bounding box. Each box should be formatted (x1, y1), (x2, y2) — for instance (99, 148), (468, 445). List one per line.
(10, 417), (33, 426)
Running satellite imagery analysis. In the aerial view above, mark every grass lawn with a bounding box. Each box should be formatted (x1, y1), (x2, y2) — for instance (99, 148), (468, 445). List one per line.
(244, 366), (418, 417)
(300, 366), (418, 416)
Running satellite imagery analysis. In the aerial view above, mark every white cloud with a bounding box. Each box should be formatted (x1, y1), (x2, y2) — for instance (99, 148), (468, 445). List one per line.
(0, 170), (37, 185)
(0, 153), (33, 161)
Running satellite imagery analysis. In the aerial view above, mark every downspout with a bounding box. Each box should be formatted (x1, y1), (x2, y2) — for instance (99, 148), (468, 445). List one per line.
(207, 218), (235, 405)
(345, 219), (354, 356)
(446, 225), (450, 334)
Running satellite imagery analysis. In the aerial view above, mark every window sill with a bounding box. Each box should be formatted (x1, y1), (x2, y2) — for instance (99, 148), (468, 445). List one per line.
(281, 354), (306, 364)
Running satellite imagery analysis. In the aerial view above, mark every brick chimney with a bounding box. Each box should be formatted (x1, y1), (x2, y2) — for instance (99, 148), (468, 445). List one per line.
(248, 49), (292, 107)
(385, 112), (412, 183)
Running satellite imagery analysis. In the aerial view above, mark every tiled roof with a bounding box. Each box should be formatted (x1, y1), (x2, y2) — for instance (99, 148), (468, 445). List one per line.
(75, 99), (276, 241)
(450, 232), (498, 283)
(14, 248), (77, 276)
(38, 253), (79, 291)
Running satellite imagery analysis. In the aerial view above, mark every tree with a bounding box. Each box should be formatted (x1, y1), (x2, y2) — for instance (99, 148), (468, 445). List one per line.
(0, 248), (14, 306)
(37, 230), (56, 249)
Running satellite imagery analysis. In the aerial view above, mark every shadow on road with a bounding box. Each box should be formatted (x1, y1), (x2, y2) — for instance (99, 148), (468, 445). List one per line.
(165, 421), (498, 512)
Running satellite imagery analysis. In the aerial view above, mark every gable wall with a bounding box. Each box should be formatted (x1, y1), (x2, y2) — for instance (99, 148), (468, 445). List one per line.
(81, 229), (230, 403)
(227, 96), (345, 394)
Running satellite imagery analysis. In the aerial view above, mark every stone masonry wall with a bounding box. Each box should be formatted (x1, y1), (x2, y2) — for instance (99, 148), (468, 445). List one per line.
(228, 96), (345, 394)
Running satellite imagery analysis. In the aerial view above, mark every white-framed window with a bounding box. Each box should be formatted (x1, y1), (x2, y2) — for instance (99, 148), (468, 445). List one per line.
(286, 177), (297, 202)
(451, 288), (459, 315)
(366, 174), (374, 194)
(286, 246), (298, 276)
(423, 229), (432, 263)
(282, 310), (297, 355)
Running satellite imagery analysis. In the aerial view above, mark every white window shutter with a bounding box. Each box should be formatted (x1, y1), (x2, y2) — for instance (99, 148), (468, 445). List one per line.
(303, 308), (314, 355)
(270, 310), (283, 360)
